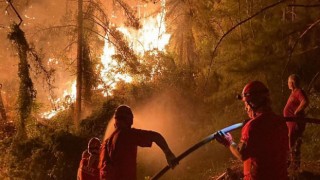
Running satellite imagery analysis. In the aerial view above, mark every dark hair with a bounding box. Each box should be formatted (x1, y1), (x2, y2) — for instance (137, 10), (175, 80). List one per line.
(115, 105), (134, 121)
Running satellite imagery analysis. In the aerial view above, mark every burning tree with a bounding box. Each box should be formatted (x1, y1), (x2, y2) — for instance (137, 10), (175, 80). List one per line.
(32, 0), (171, 128)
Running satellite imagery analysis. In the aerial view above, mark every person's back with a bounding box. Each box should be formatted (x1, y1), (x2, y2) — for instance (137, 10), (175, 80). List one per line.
(99, 105), (177, 180)
(101, 128), (158, 180)
(242, 112), (288, 179)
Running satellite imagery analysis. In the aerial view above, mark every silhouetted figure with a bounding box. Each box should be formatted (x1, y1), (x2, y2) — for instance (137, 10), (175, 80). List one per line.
(216, 81), (289, 180)
(77, 137), (101, 180)
(99, 105), (177, 180)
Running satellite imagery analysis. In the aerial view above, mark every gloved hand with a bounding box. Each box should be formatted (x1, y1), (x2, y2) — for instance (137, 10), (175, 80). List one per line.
(165, 151), (179, 169)
(215, 131), (233, 147)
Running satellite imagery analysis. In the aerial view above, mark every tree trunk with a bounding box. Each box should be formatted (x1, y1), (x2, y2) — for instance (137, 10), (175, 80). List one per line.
(0, 85), (7, 120)
(75, 0), (84, 129)
(8, 24), (35, 140)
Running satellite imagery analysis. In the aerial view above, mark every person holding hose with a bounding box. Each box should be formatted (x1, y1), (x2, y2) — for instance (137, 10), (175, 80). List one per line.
(216, 81), (289, 180)
(99, 105), (177, 180)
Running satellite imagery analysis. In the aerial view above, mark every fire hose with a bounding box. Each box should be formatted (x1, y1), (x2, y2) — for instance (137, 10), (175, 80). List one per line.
(151, 121), (245, 180)
(151, 117), (320, 180)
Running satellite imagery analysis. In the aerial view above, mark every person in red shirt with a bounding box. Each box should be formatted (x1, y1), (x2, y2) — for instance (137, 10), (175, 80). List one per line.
(216, 81), (289, 180)
(77, 137), (101, 180)
(99, 105), (177, 180)
(283, 74), (309, 169)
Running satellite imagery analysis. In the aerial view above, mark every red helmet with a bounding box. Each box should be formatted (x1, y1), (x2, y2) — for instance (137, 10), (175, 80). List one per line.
(240, 81), (269, 108)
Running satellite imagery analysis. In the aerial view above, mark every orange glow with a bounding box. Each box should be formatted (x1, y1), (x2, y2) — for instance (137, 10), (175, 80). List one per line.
(98, 1), (169, 95)
(99, 39), (133, 96)
(41, 81), (76, 119)
(117, 12), (170, 54)
(42, 1), (170, 119)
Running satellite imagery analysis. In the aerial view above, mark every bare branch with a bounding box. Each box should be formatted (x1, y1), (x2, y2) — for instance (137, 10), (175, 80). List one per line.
(281, 17), (320, 92)
(84, 0), (109, 20)
(84, 16), (108, 32)
(60, 41), (77, 55)
(5, 0), (23, 26)
(29, 25), (76, 38)
(204, 0), (288, 91)
(308, 72), (320, 93)
(28, 48), (56, 105)
(288, 4), (320, 8)
(114, 0), (141, 29)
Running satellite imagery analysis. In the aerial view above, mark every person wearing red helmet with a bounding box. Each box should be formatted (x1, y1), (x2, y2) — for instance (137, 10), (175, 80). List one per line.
(99, 105), (177, 180)
(284, 74), (309, 170)
(77, 137), (101, 180)
(216, 81), (289, 180)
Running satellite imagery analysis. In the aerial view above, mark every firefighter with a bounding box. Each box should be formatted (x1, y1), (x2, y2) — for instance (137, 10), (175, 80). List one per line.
(284, 74), (309, 169)
(99, 105), (177, 180)
(216, 81), (289, 180)
(77, 137), (101, 180)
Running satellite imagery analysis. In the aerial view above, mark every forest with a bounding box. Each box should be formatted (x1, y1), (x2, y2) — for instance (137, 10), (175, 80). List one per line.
(0, 0), (320, 179)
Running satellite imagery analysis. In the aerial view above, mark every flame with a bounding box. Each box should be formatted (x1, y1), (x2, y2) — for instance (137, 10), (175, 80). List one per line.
(99, 2), (169, 92)
(98, 35), (133, 96)
(41, 81), (76, 119)
(41, 1), (170, 119)
(48, 58), (59, 65)
(117, 6), (170, 54)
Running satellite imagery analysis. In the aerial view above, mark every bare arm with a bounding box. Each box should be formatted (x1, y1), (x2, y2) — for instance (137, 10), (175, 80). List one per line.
(229, 142), (242, 160)
(151, 132), (177, 168)
(294, 98), (309, 115)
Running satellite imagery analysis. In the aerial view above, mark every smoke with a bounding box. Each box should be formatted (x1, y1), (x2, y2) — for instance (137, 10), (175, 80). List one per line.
(102, 89), (227, 179)
(133, 91), (192, 178)
(103, 90), (192, 147)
